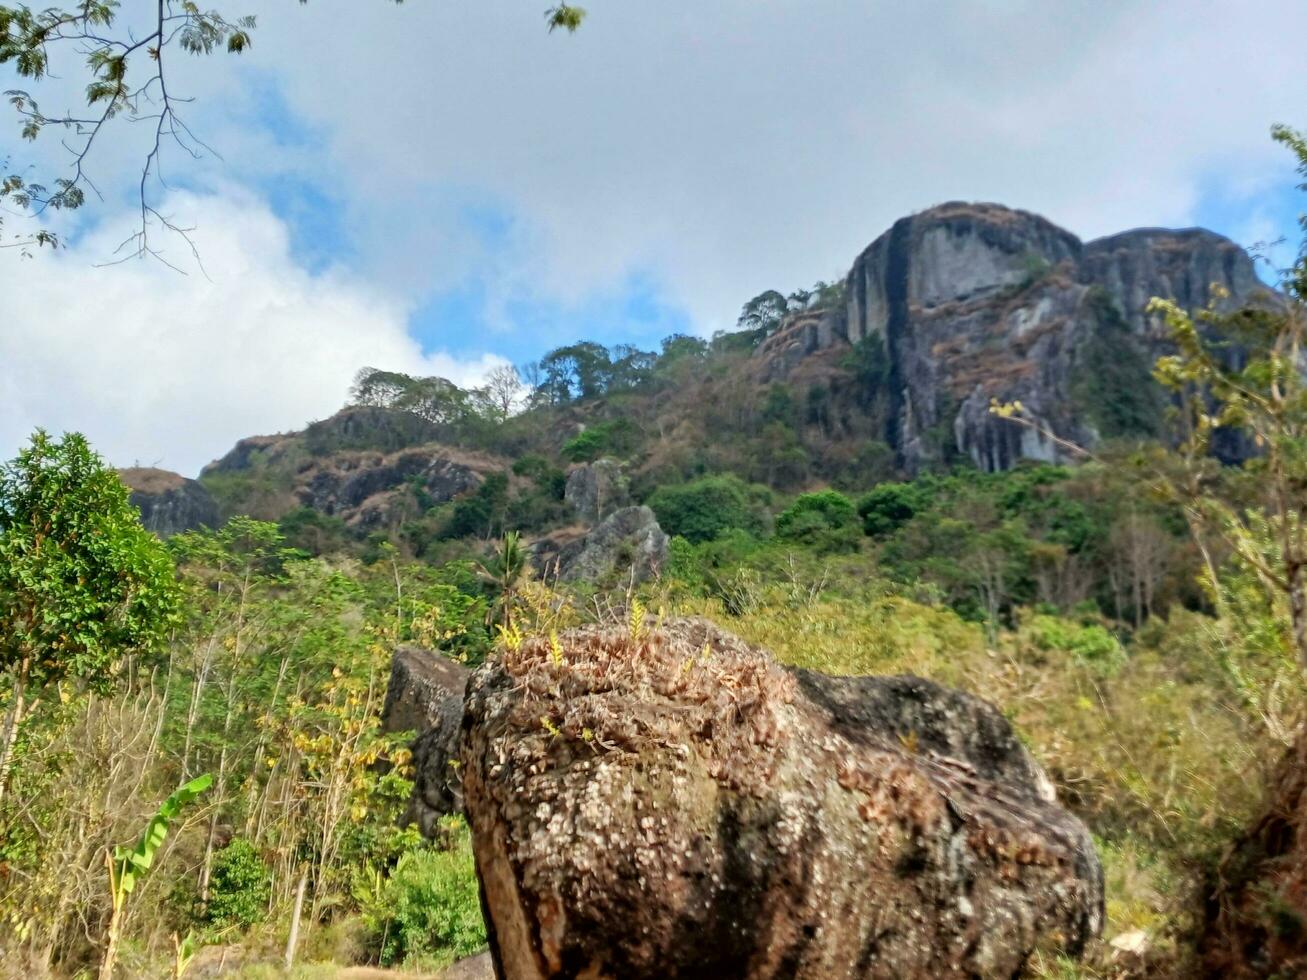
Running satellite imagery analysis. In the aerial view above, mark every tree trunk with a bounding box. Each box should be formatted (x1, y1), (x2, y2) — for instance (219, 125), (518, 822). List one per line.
(0, 658), (31, 808)
(99, 853), (123, 980)
(284, 868), (308, 972)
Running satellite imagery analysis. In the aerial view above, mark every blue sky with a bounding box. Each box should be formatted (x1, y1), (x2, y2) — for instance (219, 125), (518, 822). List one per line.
(4, 0), (1307, 473)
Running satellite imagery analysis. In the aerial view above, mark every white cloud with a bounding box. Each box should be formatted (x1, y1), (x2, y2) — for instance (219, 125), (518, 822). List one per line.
(0, 190), (506, 476)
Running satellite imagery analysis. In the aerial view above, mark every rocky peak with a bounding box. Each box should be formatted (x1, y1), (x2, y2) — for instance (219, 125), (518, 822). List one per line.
(845, 201), (1083, 346)
(1081, 226), (1265, 334)
(758, 201), (1277, 473)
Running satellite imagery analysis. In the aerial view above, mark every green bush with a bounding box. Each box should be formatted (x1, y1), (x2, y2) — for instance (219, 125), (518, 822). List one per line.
(1024, 613), (1126, 676)
(561, 428), (606, 463)
(776, 490), (856, 538)
(441, 472), (509, 540)
(647, 475), (771, 544)
(561, 419), (639, 463)
(365, 819), (485, 968)
(206, 838), (270, 929)
(857, 482), (929, 536)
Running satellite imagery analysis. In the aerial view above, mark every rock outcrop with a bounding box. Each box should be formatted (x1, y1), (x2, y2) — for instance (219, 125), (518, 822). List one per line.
(460, 618), (1103, 979)
(119, 468), (220, 536)
(382, 645), (470, 837)
(762, 201), (1276, 472)
(534, 505), (668, 584)
(200, 407), (509, 524)
(563, 459), (629, 523)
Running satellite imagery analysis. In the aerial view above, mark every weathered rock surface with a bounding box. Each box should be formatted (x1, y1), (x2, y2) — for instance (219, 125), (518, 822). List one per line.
(761, 201), (1276, 472)
(382, 645), (470, 837)
(534, 505), (668, 584)
(563, 459), (629, 523)
(460, 618), (1103, 979)
(118, 467), (220, 536)
(297, 448), (483, 528)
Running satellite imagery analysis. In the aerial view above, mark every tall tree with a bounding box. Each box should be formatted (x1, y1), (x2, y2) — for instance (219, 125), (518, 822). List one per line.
(0, 430), (180, 805)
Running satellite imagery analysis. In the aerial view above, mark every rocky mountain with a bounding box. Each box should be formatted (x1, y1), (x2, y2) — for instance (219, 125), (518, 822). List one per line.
(190, 202), (1277, 549)
(759, 201), (1275, 472)
(118, 467), (220, 536)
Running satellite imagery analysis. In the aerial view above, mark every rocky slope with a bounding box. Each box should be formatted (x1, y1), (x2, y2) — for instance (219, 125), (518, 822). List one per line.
(192, 203), (1276, 532)
(761, 202), (1276, 472)
(199, 407), (508, 527)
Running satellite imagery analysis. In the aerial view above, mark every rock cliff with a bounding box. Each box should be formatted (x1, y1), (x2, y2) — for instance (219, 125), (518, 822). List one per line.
(119, 467), (220, 536)
(766, 202), (1276, 472)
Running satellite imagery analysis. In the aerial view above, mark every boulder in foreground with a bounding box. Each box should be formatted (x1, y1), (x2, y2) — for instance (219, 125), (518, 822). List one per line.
(460, 618), (1103, 979)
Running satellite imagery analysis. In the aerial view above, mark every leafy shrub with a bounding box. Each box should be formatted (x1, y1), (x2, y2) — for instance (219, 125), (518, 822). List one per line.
(561, 419), (639, 463)
(512, 454), (567, 499)
(562, 428), (606, 463)
(1023, 613), (1126, 675)
(278, 506), (350, 557)
(441, 472), (509, 540)
(364, 818), (485, 968)
(777, 490), (856, 538)
(858, 482), (930, 536)
(647, 475), (771, 543)
(206, 838), (270, 929)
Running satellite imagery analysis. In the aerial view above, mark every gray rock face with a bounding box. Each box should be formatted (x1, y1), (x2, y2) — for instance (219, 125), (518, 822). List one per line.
(1081, 227), (1265, 335)
(563, 459), (629, 523)
(119, 468), (220, 536)
(460, 618), (1103, 979)
(537, 505), (668, 584)
(766, 201), (1276, 472)
(382, 646), (470, 837)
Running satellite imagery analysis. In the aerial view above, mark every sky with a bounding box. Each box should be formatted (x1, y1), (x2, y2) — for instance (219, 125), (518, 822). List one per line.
(3, 0), (1307, 475)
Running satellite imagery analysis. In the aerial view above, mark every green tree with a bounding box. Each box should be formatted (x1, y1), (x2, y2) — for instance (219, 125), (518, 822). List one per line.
(737, 289), (788, 336)
(776, 490), (857, 539)
(858, 481), (930, 536)
(0, 430), (181, 806)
